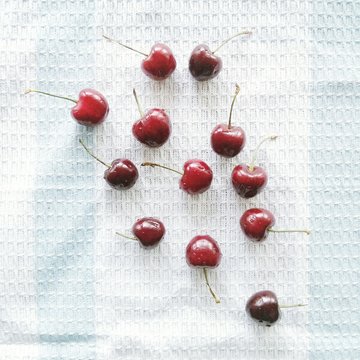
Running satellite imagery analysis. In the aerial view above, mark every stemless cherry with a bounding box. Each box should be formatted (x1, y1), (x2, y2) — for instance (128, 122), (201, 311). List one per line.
(79, 139), (138, 190)
(103, 35), (176, 80)
(211, 84), (246, 157)
(25, 88), (109, 126)
(240, 208), (310, 242)
(189, 31), (252, 81)
(141, 160), (213, 195)
(232, 135), (278, 198)
(186, 235), (222, 303)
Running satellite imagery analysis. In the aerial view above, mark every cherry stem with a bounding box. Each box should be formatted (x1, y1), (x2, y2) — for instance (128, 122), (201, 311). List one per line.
(102, 35), (148, 57)
(24, 89), (77, 103)
(115, 232), (138, 241)
(248, 135), (278, 172)
(268, 228), (311, 235)
(79, 139), (111, 168)
(228, 84), (241, 129)
(203, 268), (220, 304)
(212, 30), (252, 54)
(141, 162), (183, 176)
(133, 89), (144, 117)
(279, 303), (308, 309)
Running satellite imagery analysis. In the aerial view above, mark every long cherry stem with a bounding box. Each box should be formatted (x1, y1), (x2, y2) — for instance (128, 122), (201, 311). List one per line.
(279, 303), (308, 308)
(212, 30), (252, 54)
(79, 139), (111, 168)
(24, 89), (77, 103)
(203, 268), (220, 304)
(115, 232), (138, 241)
(103, 35), (148, 57)
(268, 229), (310, 235)
(141, 162), (183, 176)
(248, 135), (278, 171)
(133, 89), (144, 117)
(228, 84), (241, 129)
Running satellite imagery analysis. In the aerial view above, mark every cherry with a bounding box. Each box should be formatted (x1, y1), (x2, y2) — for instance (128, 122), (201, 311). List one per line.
(189, 31), (252, 81)
(79, 139), (138, 190)
(186, 235), (222, 303)
(132, 89), (171, 147)
(246, 290), (306, 326)
(141, 159), (213, 195)
(103, 35), (176, 81)
(231, 135), (278, 198)
(116, 217), (165, 248)
(211, 84), (246, 157)
(25, 88), (109, 126)
(240, 208), (310, 242)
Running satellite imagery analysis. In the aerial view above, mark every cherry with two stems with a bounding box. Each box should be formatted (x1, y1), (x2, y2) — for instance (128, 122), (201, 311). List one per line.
(25, 88), (109, 126)
(189, 31), (252, 81)
(79, 139), (138, 190)
(211, 84), (246, 158)
(103, 35), (176, 81)
(232, 135), (278, 198)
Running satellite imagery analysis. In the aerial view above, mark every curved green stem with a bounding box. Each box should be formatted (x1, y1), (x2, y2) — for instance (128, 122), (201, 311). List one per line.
(24, 89), (77, 103)
(268, 229), (310, 235)
(115, 232), (138, 241)
(212, 30), (252, 54)
(203, 268), (220, 304)
(228, 84), (241, 128)
(103, 35), (148, 57)
(79, 139), (111, 168)
(141, 162), (183, 176)
(133, 89), (144, 117)
(248, 135), (278, 171)
(279, 303), (308, 309)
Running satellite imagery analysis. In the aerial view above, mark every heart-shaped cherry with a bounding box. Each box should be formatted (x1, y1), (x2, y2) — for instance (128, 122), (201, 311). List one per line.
(240, 208), (310, 242)
(186, 235), (222, 303)
(246, 290), (306, 326)
(103, 35), (176, 80)
(132, 89), (171, 147)
(25, 88), (109, 126)
(232, 135), (278, 198)
(211, 84), (246, 157)
(189, 31), (252, 81)
(141, 160), (213, 195)
(79, 139), (138, 190)
(116, 217), (165, 248)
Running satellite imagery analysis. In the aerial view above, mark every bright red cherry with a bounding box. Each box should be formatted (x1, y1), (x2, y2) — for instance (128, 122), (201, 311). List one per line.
(189, 31), (251, 81)
(25, 88), (109, 126)
(103, 35), (176, 81)
(116, 217), (165, 248)
(132, 89), (171, 147)
(141, 159), (213, 195)
(79, 139), (138, 190)
(240, 208), (310, 242)
(211, 84), (246, 157)
(232, 135), (277, 198)
(186, 235), (222, 303)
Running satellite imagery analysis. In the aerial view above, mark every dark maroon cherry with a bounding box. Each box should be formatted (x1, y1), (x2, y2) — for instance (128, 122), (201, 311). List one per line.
(79, 139), (138, 190)
(240, 208), (310, 242)
(186, 235), (222, 303)
(132, 89), (171, 147)
(232, 135), (277, 198)
(103, 35), (176, 80)
(189, 31), (252, 81)
(141, 159), (213, 195)
(211, 84), (246, 157)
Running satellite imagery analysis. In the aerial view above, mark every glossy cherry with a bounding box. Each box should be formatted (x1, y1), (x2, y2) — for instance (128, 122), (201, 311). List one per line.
(189, 31), (251, 81)
(211, 84), (246, 157)
(103, 35), (176, 80)
(132, 89), (171, 147)
(232, 135), (277, 198)
(79, 139), (138, 190)
(240, 208), (310, 242)
(25, 88), (109, 126)
(116, 217), (165, 248)
(186, 235), (222, 303)
(141, 159), (213, 195)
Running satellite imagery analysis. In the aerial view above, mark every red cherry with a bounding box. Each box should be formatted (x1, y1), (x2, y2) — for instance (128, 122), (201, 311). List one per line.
(186, 235), (222, 303)
(25, 88), (109, 126)
(79, 139), (138, 190)
(240, 208), (310, 242)
(132, 89), (171, 147)
(189, 31), (252, 81)
(141, 159), (213, 195)
(211, 84), (245, 157)
(103, 35), (176, 81)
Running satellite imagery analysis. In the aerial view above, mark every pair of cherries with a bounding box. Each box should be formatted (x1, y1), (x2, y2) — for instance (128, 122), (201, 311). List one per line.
(103, 30), (251, 81)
